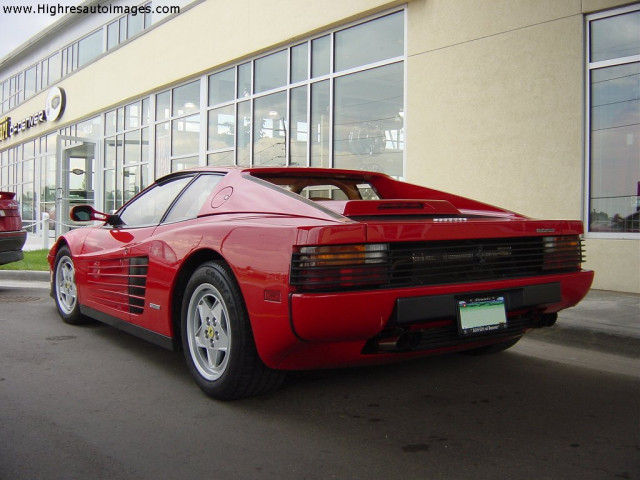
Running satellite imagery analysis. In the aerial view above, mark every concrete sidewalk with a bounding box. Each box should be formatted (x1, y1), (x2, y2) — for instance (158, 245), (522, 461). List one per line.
(0, 269), (637, 357)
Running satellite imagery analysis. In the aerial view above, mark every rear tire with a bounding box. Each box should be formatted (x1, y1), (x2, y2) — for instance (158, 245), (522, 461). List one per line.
(181, 261), (284, 400)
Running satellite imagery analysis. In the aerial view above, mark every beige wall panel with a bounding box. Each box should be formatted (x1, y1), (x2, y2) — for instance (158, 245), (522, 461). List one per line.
(406, 12), (585, 220)
(408, 0), (582, 55)
(585, 239), (640, 293)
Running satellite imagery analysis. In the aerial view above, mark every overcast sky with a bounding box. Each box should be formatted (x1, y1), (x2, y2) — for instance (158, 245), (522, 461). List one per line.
(0, 0), (79, 60)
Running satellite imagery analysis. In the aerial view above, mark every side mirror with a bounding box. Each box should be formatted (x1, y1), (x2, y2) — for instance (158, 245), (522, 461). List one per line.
(70, 205), (121, 226)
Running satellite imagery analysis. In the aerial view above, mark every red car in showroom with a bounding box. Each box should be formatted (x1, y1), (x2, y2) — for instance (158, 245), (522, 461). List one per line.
(0, 191), (27, 266)
(49, 167), (594, 400)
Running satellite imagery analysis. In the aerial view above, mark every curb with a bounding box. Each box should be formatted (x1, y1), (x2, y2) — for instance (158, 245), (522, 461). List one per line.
(528, 325), (640, 359)
(0, 270), (50, 282)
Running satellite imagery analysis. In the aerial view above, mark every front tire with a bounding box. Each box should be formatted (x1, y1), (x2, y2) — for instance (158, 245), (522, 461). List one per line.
(53, 246), (88, 325)
(181, 261), (284, 400)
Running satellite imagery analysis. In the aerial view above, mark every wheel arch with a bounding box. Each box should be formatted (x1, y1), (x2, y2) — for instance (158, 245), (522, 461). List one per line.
(170, 248), (232, 349)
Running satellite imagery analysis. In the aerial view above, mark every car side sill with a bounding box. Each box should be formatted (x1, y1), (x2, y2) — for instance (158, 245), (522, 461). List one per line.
(80, 305), (175, 351)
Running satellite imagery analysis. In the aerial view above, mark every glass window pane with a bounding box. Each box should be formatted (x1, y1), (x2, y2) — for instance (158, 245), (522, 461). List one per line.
(291, 43), (308, 83)
(172, 156), (199, 172)
(255, 50), (287, 93)
(141, 97), (150, 125)
(209, 68), (235, 106)
(591, 11), (640, 63)
(119, 176), (192, 226)
(237, 101), (251, 166)
(165, 174), (223, 223)
(125, 103), (140, 129)
(335, 12), (404, 72)
(208, 151), (235, 166)
(311, 35), (330, 78)
(172, 114), (200, 156)
(173, 81), (200, 116)
(105, 110), (116, 136)
(105, 136), (117, 169)
(290, 86), (308, 166)
(141, 127), (149, 163)
(156, 90), (170, 121)
(123, 165), (140, 203)
(333, 63), (404, 177)
(107, 21), (119, 50)
(124, 130), (141, 165)
(310, 80), (329, 167)
(589, 62), (640, 233)
(48, 53), (61, 84)
(78, 30), (103, 67)
(127, 12), (144, 37)
(253, 91), (287, 166)
(24, 66), (36, 99)
(208, 105), (235, 150)
(238, 62), (251, 98)
(155, 122), (171, 176)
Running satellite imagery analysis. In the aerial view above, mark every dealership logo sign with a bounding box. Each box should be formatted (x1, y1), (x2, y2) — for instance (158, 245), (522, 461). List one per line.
(0, 87), (66, 142)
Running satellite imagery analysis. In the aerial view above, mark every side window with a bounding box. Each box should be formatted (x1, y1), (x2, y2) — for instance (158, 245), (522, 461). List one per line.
(118, 176), (192, 227)
(164, 174), (223, 223)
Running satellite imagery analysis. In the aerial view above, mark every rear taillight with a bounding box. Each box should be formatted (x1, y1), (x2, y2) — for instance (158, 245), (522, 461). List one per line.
(291, 243), (389, 291)
(542, 236), (585, 272)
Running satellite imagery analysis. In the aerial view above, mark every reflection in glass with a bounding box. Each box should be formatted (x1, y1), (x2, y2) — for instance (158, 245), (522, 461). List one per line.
(78, 30), (103, 67)
(310, 80), (329, 167)
(172, 115), (200, 157)
(172, 156), (199, 172)
(238, 62), (251, 98)
(237, 101), (251, 166)
(208, 151), (235, 166)
(291, 43), (308, 83)
(209, 68), (235, 106)
(125, 103), (140, 129)
(123, 165), (139, 203)
(335, 12), (404, 72)
(255, 50), (287, 93)
(589, 62), (640, 232)
(124, 130), (141, 165)
(311, 36), (330, 78)
(155, 122), (171, 176)
(334, 63), (404, 177)
(156, 91), (170, 121)
(253, 92), (287, 166)
(173, 81), (200, 116)
(591, 11), (640, 63)
(290, 86), (308, 166)
(208, 105), (235, 150)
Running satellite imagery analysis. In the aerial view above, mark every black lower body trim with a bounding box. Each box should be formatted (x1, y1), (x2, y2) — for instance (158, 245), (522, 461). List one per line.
(80, 305), (175, 351)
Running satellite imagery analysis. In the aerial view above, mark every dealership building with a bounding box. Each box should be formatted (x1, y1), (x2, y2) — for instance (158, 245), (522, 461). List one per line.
(0, 0), (638, 293)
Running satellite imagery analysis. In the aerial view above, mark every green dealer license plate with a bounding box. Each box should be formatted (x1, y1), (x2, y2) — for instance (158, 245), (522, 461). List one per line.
(457, 295), (507, 336)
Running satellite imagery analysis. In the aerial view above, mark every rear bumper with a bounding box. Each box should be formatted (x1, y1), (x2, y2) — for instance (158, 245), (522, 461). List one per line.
(0, 230), (26, 265)
(277, 271), (594, 369)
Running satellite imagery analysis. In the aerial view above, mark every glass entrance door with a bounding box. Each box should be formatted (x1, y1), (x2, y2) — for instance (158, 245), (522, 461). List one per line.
(55, 136), (98, 238)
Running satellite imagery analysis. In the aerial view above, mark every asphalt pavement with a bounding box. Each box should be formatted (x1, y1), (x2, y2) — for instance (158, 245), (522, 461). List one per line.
(0, 269), (637, 358)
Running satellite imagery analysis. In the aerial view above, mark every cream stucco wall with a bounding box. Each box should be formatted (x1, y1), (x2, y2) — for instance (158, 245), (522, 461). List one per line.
(406, 0), (639, 293)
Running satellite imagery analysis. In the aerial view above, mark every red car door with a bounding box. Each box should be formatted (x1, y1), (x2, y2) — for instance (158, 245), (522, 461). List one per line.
(76, 175), (196, 324)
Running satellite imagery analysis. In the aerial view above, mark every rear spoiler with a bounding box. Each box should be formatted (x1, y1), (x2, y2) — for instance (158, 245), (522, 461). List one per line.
(0, 191), (17, 200)
(319, 199), (462, 217)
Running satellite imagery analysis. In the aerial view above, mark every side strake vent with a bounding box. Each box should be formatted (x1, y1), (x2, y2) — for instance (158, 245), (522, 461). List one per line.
(128, 257), (149, 314)
(87, 256), (149, 314)
(291, 236), (585, 292)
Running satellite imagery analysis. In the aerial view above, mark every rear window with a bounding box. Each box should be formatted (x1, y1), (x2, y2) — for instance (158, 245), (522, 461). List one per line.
(255, 176), (381, 201)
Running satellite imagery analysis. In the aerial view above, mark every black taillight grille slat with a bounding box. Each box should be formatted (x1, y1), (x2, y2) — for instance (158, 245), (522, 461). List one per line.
(291, 236), (584, 292)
